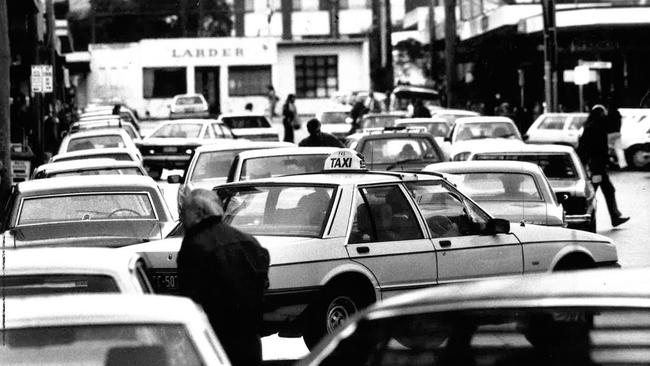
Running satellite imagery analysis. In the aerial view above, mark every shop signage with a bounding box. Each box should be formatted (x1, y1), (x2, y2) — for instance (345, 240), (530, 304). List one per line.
(579, 60), (612, 70)
(172, 47), (245, 59)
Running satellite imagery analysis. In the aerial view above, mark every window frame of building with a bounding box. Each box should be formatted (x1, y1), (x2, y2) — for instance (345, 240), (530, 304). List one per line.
(294, 55), (339, 99)
(142, 67), (187, 99)
(228, 65), (273, 96)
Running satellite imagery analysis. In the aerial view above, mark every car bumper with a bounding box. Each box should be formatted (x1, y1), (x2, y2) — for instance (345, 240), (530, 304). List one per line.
(143, 155), (191, 168)
(565, 214), (592, 224)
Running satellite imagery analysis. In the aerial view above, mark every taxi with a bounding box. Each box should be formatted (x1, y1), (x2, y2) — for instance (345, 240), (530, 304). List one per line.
(129, 150), (618, 349)
(32, 159), (147, 179)
(0, 295), (229, 365)
(58, 128), (142, 161)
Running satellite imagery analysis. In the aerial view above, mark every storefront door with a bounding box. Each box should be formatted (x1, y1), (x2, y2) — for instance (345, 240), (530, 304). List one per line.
(195, 67), (220, 115)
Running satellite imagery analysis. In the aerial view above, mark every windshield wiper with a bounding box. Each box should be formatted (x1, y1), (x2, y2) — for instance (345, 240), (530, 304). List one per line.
(386, 158), (424, 171)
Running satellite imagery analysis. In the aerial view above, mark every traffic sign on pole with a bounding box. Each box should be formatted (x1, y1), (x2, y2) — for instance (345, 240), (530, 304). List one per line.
(574, 66), (591, 86)
(579, 61), (612, 70)
(42, 65), (53, 93)
(30, 65), (43, 94)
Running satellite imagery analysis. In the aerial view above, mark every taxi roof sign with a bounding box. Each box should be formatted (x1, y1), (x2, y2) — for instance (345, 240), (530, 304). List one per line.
(324, 149), (367, 171)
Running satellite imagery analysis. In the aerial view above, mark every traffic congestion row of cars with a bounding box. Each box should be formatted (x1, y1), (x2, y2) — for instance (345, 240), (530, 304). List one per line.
(0, 95), (641, 365)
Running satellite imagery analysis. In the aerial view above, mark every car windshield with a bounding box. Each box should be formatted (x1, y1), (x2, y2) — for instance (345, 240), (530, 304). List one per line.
(49, 167), (144, 178)
(67, 135), (125, 152)
(150, 123), (202, 138)
(455, 122), (520, 141)
(239, 154), (328, 181)
(361, 138), (439, 164)
(474, 153), (578, 179)
(176, 96), (203, 105)
(1, 275), (119, 297)
(191, 150), (244, 182)
(399, 122), (449, 137)
(219, 185), (335, 237)
(55, 153), (133, 162)
(321, 111), (349, 124)
(454, 172), (542, 201)
(0, 324), (202, 366)
(315, 307), (650, 366)
(18, 193), (156, 225)
(221, 116), (271, 129)
(359, 115), (400, 129)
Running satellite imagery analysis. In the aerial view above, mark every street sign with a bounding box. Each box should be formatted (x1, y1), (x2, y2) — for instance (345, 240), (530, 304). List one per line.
(30, 65), (43, 93)
(579, 60), (612, 69)
(564, 68), (596, 84)
(574, 65), (591, 85)
(42, 65), (53, 93)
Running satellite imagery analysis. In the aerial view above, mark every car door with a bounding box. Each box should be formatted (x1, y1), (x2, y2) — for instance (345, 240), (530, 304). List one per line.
(345, 184), (437, 299)
(405, 180), (523, 284)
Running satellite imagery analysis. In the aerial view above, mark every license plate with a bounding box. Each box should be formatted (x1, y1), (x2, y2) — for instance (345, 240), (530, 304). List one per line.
(149, 271), (179, 292)
(163, 147), (177, 153)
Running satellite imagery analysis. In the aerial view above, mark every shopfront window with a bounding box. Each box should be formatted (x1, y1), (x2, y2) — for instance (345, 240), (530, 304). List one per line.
(228, 66), (272, 96)
(143, 67), (187, 99)
(295, 55), (338, 98)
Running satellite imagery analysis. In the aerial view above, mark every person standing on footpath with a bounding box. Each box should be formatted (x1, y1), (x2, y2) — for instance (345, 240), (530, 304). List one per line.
(577, 105), (630, 227)
(177, 189), (270, 366)
(267, 85), (279, 117)
(282, 94), (297, 143)
(299, 119), (345, 148)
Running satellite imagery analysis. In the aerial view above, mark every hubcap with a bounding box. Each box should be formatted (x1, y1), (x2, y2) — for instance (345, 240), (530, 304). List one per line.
(326, 296), (357, 334)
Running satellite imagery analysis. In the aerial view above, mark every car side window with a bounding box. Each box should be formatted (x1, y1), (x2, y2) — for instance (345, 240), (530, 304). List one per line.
(405, 181), (488, 238)
(135, 260), (154, 294)
(211, 123), (224, 138)
(348, 185), (423, 244)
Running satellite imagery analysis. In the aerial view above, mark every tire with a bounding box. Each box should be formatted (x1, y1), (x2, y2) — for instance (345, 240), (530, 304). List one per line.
(302, 287), (372, 350)
(553, 255), (595, 271)
(625, 146), (650, 170)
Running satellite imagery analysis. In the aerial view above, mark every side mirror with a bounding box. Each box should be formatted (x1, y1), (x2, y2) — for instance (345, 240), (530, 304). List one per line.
(167, 174), (182, 184)
(486, 218), (510, 235)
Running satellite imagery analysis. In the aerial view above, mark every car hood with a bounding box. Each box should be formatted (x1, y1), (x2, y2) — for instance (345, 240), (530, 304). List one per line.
(509, 223), (612, 244)
(6, 221), (164, 248)
(139, 138), (203, 146)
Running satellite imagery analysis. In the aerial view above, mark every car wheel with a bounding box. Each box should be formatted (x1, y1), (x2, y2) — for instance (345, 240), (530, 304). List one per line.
(302, 287), (371, 350)
(626, 146), (650, 170)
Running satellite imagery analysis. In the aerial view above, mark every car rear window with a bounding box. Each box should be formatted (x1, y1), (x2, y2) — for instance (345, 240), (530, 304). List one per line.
(398, 122), (449, 137)
(360, 115), (400, 129)
(49, 168), (144, 178)
(221, 116), (271, 129)
(239, 154), (328, 181)
(19, 193), (156, 225)
(67, 135), (125, 151)
(1, 274), (119, 296)
(361, 138), (439, 164)
(455, 122), (520, 141)
(321, 111), (349, 124)
(176, 96), (204, 105)
(55, 153), (133, 162)
(454, 172), (542, 201)
(474, 153), (577, 179)
(537, 116), (567, 130)
(150, 123), (203, 138)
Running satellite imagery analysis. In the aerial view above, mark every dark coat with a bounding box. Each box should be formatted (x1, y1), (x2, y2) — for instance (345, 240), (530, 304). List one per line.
(177, 215), (270, 366)
(577, 114), (609, 175)
(299, 132), (345, 148)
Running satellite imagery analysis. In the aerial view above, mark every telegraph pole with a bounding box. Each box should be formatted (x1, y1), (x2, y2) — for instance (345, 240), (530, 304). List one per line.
(444, 0), (458, 107)
(0, 0), (12, 196)
(541, 0), (558, 112)
(429, 0), (437, 80)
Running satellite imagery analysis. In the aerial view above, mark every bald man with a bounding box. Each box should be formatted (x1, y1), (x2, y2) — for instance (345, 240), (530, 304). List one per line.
(177, 189), (270, 366)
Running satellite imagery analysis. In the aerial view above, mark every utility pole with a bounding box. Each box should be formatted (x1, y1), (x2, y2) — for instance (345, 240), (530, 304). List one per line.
(429, 0), (437, 81)
(541, 0), (558, 112)
(46, 0), (56, 104)
(444, 0), (458, 107)
(0, 0), (12, 198)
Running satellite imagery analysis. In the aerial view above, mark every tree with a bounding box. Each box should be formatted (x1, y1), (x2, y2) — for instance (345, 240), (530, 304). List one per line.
(0, 0), (12, 204)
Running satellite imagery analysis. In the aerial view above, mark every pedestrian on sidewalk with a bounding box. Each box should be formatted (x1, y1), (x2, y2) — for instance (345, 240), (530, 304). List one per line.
(177, 189), (270, 366)
(577, 105), (630, 227)
(299, 119), (344, 148)
(282, 94), (297, 143)
(267, 85), (279, 117)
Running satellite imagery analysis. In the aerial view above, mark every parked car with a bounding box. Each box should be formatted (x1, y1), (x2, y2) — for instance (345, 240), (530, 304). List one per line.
(58, 128), (142, 160)
(345, 126), (446, 170)
(51, 147), (141, 163)
(1, 175), (176, 247)
(130, 150), (617, 349)
(33, 159), (147, 179)
(218, 113), (280, 141)
(431, 108), (480, 126)
(425, 161), (565, 227)
(618, 108), (650, 169)
(226, 146), (339, 182)
(169, 93), (210, 118)
(0, 294), (230, 365)
(138, 119), (234, 179)
(296, 266), (650, 366)
(468, 143), (597, 232)
(316, 105), (352, 141)
(395, 117), (452, 157)
(0, 248), (153, 296)
(448, 116), (524, 161)
(525, 112), (588, 148)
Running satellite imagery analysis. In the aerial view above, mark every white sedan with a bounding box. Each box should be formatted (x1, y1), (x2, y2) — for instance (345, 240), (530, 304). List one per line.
(447, 116), (524, 161)
(58, 128), (142, 161)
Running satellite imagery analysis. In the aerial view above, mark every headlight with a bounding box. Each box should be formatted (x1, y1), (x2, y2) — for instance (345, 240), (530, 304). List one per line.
(185, 149), (193, 154)
(453, 152), (471, 161)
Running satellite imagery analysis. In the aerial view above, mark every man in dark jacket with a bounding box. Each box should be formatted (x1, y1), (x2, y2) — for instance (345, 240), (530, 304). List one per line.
(177, 189), (270, 366)
(577, 105), (629, 227)
(299, 119), (345, 148)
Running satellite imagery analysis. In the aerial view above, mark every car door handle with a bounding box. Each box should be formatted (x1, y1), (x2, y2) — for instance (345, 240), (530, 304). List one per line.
(439, 240), (452, 248)
(356, 246), (370, 254)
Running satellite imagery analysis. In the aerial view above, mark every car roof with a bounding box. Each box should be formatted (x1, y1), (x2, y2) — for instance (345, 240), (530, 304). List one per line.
(537, 112), (587, 117)
(363, 111), (408, 118)
(368, 267), (650, 317)
(52, 147), (136, 160)
(432, 109), (479, 115)
(156, 118), (218, 125)
(471, 143), (576, 154)
(236, 146), (340, 159)
(455, 116), (516, 124)
(35, 159), (142, 173)
(66, 128), (129, 138)
(194, 140), (294, 153)
(17, 175), (158, 195)
(219, 113), (268, 118)
(4, 294), (204, 329)
(220, 171), (443, 186)
(426, 160), (543, 174)
(395, 117), (448, 124)
(2, 248), (139, 275)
